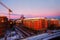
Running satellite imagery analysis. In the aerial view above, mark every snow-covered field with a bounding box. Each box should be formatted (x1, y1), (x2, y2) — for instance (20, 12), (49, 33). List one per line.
(22, 30), (60, 40)
(0, 30), (60, 40)
(0, 31), (20, 40)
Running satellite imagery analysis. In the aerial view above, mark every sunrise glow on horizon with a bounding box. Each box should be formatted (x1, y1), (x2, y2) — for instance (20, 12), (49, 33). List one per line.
(0, 0), (60, 19)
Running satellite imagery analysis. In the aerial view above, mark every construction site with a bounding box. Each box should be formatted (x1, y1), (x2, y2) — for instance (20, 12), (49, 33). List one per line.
(0, 0), (60, 40)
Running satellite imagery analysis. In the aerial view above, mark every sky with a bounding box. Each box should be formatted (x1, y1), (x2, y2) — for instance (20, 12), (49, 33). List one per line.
(0, 0), (60, 19)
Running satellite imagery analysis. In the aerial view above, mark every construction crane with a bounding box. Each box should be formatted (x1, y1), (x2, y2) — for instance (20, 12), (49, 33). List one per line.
(0, 1), (12, 19)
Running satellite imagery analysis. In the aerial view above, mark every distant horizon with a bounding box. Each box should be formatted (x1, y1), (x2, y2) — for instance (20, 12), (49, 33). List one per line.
(0, 0), (60, 19)
(0, 12), (60, 19)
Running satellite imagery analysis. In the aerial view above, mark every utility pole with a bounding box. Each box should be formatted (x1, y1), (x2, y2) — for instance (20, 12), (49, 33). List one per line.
(20, 15), (25, 23)
(8, 9), (12, 19)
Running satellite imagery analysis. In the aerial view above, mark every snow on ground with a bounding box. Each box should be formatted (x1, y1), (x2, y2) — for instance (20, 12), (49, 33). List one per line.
(0, 31), (20, 40)
(22, 30), (60, 40)
(0, 30), (60, 40)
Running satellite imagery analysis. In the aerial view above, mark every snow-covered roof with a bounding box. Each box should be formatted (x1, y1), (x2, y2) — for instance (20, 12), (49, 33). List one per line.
(24, 17), (46, 20)
(0, 16), (7, 17)
(50, 18), (59, 21)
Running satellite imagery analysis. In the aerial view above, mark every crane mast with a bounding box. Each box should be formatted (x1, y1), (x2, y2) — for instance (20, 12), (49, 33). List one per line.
(0, 1), (12, 19)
